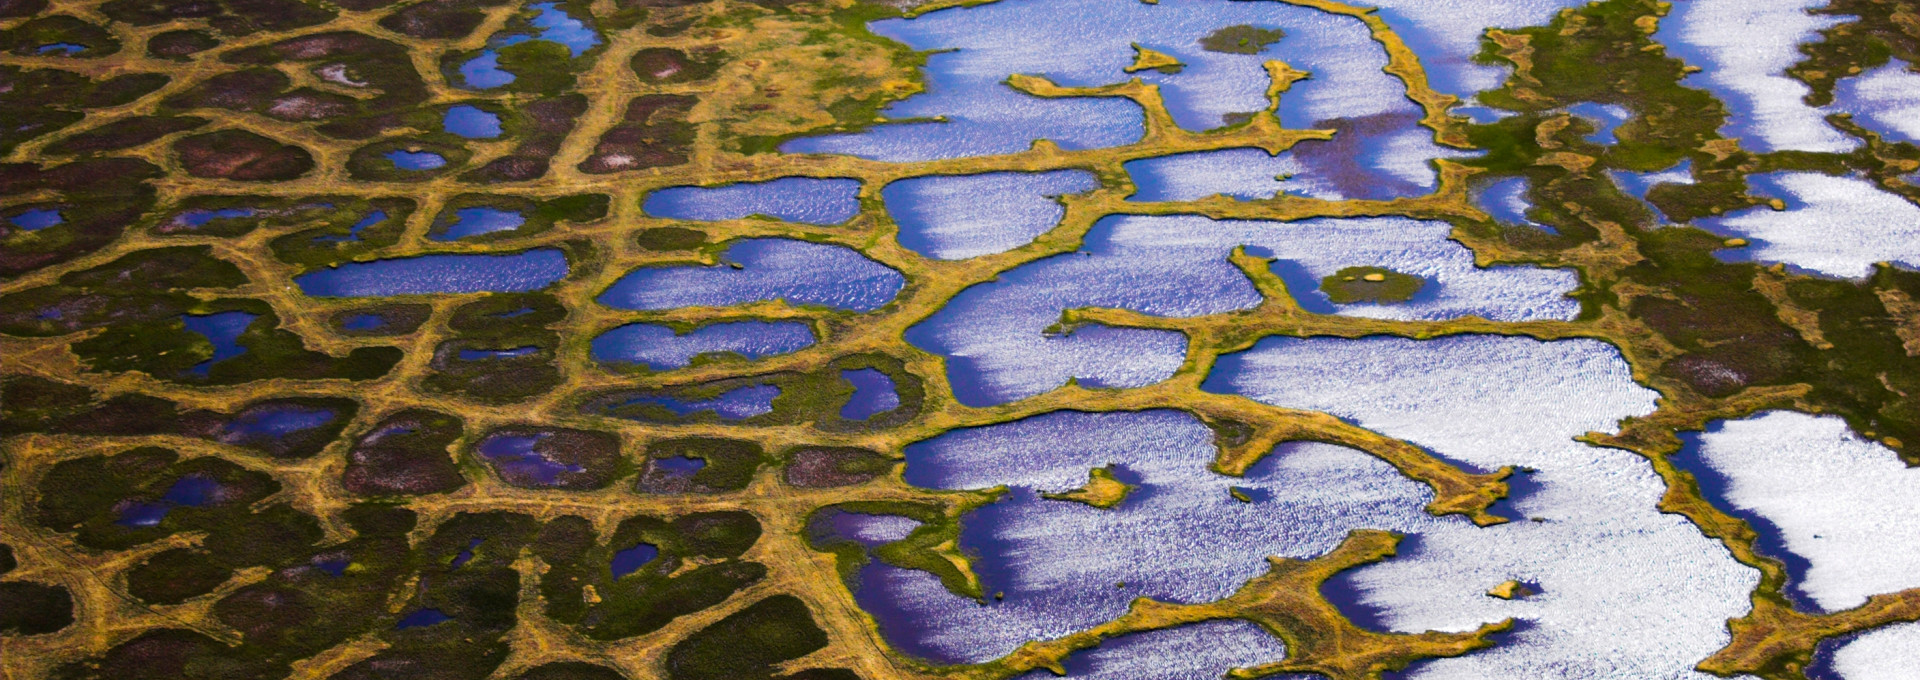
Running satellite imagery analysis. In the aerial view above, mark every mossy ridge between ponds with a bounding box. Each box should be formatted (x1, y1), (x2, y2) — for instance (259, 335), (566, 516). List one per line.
(5, 0), (1917, 676)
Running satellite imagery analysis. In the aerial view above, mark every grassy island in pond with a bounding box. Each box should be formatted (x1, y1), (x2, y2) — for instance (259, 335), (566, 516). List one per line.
(1320, 266), (1424, 304)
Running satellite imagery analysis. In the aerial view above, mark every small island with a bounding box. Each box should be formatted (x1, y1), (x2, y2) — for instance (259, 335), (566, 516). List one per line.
(1487, 580), (1539, 600)
(1124, 44), (1184, 74)
(1043, 464), (1137, 509)
(1201, 25), (1286, 55)
(1320, 266), (1425, 304)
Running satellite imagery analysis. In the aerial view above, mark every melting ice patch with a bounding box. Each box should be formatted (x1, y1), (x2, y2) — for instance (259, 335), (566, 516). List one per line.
(1677, 411), (1920, 612)
(908, 214), (1580, 406)
(1657, 0), (1858, 153)
(1696, 171), (1920, 278)
(1202, 335), (1758, 679)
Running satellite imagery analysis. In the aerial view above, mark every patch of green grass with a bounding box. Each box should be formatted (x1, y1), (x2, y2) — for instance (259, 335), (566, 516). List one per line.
(1319, 266), (1423, 304)
(1199, 25), (1284, 55)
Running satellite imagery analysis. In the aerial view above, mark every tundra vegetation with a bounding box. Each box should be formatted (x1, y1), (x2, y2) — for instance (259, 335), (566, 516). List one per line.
(2, 0), (1918, 678)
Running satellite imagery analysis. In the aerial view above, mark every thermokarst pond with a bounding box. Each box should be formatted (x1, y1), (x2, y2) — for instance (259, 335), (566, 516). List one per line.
(5, 0), (1919, 677)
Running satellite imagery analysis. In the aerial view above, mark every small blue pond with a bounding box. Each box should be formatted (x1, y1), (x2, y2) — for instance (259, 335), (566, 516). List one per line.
(174, 207), (257, 229)
(839, 368), (900, 420)
(296, 249), (569, 297)
(1475, 176), (1551, 232)
(36, 43), (86, 55)
(313, 557), (351, 577)
(457, 346), (539, 361)
(598, 239), (903, 312)
(1568, 102), (1631, 145)
(654, 456), (706, 474)
(180, 311), (258, 377)
(460, 51), (514, 89)
(314, 210), (388, 244)
(458, 2), (601, 89)
(395, 608), (452, 629)
(590, 321), (816, 370)
(221, 404), (337, 444)
(386, 150), (447, 171)
(115, 474), (223, 528)
(518, 2), (600, 55)
(617, 385), (780, 420)
(443, 105), (503, 139)
(611, 543), (659, 578)
(811, 509), (922, 548)
(450, 538), (483, 569)
(341, 314), (388, 331)
(164, 475), (221, 506)
(434, 207), (526, 241)
(642, 178), (862, 226)
(1610, 159), (1694, 212)
(9, 208), (63, 231)
(475, 432), (585, 486)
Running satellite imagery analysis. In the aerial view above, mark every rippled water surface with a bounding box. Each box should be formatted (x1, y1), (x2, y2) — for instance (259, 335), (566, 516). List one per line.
(1696, 172), (1920, 278)
(296, 250), (569, 296)
(884, 170), (1098, 259)
(598, 239), (904, 312)
(909, 214), (1580, 406)
(1203, 336), (1759, 678)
